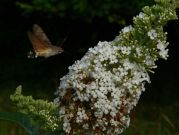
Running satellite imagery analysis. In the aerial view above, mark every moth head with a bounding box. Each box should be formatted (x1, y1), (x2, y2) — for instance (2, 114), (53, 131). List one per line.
(57, 47), (64, 54)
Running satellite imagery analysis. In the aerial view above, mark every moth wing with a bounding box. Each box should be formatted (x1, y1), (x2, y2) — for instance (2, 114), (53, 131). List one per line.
(32, 24), (54, 47)
(27, 31), (50, 52)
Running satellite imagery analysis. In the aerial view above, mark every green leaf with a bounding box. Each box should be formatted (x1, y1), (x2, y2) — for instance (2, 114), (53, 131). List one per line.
(42, 130), (65, 135)
(161, 113), (176, 130)
(0, 111), (39, 135)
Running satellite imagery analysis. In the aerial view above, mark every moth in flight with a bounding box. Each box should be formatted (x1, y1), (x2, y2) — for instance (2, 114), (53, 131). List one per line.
(27, 24), (64, 58)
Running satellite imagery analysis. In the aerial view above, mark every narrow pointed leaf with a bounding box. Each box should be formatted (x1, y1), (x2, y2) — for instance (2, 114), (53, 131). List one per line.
(0, 112), (40, 135)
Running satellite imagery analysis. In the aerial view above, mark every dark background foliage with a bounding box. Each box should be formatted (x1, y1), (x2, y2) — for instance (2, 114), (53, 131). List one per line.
(0, 0), (179, 134)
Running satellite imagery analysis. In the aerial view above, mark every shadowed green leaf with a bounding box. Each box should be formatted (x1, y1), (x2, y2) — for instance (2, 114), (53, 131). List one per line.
(0, 112), (39, 135)
(42, 130), (65, 135)
(161, 113), (176, 130)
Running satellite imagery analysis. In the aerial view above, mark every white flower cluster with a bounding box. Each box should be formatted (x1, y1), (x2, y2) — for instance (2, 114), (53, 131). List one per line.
(55, 39), (152, 134)
(157, 41), (169, 59)
(147, 29), (157, 40)
(54, 1), (177, 134)
(38, 110), (59, 131)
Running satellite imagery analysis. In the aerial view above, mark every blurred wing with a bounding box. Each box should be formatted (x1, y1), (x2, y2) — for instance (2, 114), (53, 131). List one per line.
(27, 31), (50, 52)
(32, 24), (53, 47)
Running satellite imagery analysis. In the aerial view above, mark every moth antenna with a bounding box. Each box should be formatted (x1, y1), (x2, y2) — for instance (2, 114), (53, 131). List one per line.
(56, 32), (70, 47)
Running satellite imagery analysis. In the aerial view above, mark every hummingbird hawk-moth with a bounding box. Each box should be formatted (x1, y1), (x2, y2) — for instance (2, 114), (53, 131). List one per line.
(27, 24), (64, 58)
